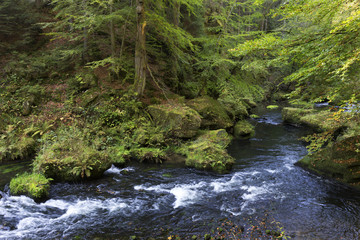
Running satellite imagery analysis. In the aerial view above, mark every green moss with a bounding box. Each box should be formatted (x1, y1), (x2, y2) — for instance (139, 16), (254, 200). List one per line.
(282, 107), (314, 124)
(187, 96), (234, 129)
(33, 126), (112, 182)
(218, 94), (249, 120)
(196, 129), (233, 148)
(233, 120), (255, 139)
(182, 130), (234, 173)
(10, 172), (51, 200)
(132, 147), (167, 164)
(266, 105), (279, 110)
(297, 136), (360, 189)
(299, 110), (342, 132)
(148, 104), (201, 138)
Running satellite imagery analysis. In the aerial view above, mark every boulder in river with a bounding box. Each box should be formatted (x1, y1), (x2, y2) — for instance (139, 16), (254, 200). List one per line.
(233, 120), (255, 139)
(296, 135), (360, 189)
(9, 172), (51, 201)
(185, 129), (234, 173)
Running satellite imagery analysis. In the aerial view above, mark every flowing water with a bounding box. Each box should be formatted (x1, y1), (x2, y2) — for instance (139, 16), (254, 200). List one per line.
(1, 108), (360, 239)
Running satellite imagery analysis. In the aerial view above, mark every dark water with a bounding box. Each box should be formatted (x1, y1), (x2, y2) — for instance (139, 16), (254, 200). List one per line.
(1, 108), (360, 239)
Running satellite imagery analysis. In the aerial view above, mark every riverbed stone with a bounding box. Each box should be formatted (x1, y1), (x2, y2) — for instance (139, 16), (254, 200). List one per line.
(187, 96), (233, 129)
(148, 103), (201, 138)
(233, 120), (255, 139)
(296, 135), (360, 189)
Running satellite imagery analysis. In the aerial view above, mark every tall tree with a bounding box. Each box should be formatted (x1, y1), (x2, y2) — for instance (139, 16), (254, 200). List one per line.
(134, 0), (147, 95)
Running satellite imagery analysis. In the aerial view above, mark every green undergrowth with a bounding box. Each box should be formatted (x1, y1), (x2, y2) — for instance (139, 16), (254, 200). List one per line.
(33, 125), (112, 182)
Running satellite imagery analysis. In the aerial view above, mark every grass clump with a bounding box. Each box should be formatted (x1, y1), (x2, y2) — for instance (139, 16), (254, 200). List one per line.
(10, 172), (51, 200)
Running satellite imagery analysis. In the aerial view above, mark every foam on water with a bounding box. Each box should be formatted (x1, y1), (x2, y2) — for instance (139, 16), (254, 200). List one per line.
(105, 165), (135, 175)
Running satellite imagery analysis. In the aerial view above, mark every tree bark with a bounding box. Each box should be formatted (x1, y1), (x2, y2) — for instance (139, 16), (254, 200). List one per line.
(171, 0), (180, 89)
(134, 0), (147, 96)
(110, 2), (116, 58)
(35, 0), (43, 8)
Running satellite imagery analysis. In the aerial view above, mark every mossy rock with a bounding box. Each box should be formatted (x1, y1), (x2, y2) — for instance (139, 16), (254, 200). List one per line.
(10, 172), (51, 200)
(296, 136), (360, 189)
(148, 104), (201, 138)
(299, 110), (343, 132)
(196, 129), (233, 148)
(185, 130), (234, 173)
(233, 120), (255, 139)
(218, 94), (249, 120)
(241, 98), (257, 109)
(0, 136), (37, 163)
(186, 142), (234, 173)
(187, 96), (234, 129)
(282, 107), (315, 124)
(266, 105), (279, 110)
(33, 128), (112, 182)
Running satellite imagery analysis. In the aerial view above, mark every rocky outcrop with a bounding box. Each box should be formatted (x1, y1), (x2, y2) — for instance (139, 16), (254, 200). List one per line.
(296, 136), (360, 189)
(148, 104), (201, 138)
(187, 96), (233, 129)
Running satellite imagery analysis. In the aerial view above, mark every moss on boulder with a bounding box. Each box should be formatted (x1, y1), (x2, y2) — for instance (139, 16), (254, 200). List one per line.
(33, 127), (112, 182)
(184, 130), (234, 173)
(218, 95), (249, 121)
(10, 172), (51, 200)
(282, 107), (314, 124)
(234, 120), (255, 139)
(187, 96), (234, 129)
(197, 129), (233, 148)
(296, 136), (360, 189)
(148, 104), (201, 138)
(0, 136), (37, 163)
(299, 110), (342, 132)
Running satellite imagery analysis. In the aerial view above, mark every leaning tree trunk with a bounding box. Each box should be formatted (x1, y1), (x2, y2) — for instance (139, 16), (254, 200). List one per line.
(134, 0), (147, 96)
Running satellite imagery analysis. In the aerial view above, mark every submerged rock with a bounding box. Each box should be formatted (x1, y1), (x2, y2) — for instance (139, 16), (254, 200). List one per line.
(233, 120), (255, 139)
(148, 104), (201, 138)
(296, 136), (360, 189)
(187, 96), (233, 129)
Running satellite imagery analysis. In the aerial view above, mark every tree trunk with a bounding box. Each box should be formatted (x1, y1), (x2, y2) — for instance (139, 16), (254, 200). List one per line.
(110, 2), (116, 58)
(35, 0), (43, 8)
(134, 0), (147, 96)
(171, 0), (180, 89)
(82, 0), (89, 63)
(109, 1), (117, 80)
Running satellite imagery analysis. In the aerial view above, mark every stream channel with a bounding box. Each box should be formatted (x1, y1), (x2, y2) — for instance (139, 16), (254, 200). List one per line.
(1, 107), (360, 239)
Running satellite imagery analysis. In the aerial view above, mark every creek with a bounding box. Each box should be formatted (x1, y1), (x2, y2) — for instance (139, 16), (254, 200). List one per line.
(1, 108), (360, 239)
